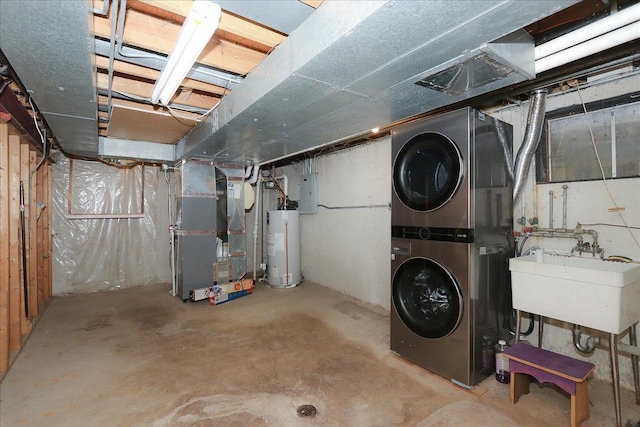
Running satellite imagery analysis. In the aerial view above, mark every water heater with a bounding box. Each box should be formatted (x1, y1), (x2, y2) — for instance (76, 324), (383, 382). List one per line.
(266, 210), (302, 288)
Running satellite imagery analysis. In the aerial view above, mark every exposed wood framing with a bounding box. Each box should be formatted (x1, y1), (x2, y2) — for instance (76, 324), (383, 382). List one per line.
(28, 151), (37, 324)
(96, 72), (219, 110)
(19, 144), (30, 337)
(8, 133), (21, 351)
(45, 164), (51, 300)
(93, 10), (265, 75)
(0, 122), (52, 382)
(0, 124), (10, 376)
(0, 77), (42, 152)
(36, 162), (44, 314)
(128, 0), (286, 52)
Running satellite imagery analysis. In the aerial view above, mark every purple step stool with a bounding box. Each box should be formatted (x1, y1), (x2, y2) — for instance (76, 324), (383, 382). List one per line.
(504, 342), (595, 427)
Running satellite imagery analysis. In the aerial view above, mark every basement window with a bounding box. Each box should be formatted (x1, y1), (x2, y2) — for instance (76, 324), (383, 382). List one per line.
(537, 99), (640, 183)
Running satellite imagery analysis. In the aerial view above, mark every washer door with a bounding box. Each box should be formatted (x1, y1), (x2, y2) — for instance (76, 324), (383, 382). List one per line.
(393, 132), (463, 211)
(393, 257), (463, 339)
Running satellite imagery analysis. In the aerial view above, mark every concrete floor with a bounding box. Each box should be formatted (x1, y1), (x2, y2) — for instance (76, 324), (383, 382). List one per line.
(1, 281), (639, 427)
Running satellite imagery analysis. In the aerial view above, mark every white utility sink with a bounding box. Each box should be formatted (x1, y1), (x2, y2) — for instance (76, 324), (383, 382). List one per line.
(509, 253), (640, 334)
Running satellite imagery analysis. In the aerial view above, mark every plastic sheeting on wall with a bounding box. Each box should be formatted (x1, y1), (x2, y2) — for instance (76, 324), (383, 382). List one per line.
(52, 156), (171, 294)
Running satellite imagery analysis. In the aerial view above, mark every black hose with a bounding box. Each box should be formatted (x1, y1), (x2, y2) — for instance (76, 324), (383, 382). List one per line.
(20, 181), (29, 318)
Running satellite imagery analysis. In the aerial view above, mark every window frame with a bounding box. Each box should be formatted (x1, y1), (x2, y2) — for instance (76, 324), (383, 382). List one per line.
(535, 90), (640, 184)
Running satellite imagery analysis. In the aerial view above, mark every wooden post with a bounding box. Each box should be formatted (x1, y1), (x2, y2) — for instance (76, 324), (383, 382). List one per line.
(28, 150), (38, 322)
(20, 143), (31, 336)
(0, 124), (10, 376)
(44, 163), (52, 301)
(36, 162), (45, 314)
(8, 134), (21, 350)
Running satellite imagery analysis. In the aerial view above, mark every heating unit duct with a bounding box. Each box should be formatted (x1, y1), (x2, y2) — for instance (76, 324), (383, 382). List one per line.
(172, 160), (246, 301)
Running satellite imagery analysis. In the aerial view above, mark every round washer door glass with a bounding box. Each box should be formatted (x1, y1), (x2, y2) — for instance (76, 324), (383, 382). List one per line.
(393, 257), (463, 339)
(393, 132), (462, 211)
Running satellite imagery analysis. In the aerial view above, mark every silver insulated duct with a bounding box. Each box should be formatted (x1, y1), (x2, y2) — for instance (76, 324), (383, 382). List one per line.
(513, 89), (547, 204)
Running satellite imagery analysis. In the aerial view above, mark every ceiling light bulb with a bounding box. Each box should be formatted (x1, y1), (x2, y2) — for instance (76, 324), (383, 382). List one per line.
(371, 127), (380, 133)
(151, 1), (222, 106)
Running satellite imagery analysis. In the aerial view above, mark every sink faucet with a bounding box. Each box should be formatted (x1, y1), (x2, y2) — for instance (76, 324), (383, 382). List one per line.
(571, 240), (604, 258)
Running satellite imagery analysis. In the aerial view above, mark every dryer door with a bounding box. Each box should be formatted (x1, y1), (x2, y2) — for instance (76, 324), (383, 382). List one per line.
(392, 257), (463, 339)
(393, 132), (463, 212)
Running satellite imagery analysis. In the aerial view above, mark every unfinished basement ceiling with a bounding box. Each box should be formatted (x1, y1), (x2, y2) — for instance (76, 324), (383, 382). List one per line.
(1, 0), (638, 165)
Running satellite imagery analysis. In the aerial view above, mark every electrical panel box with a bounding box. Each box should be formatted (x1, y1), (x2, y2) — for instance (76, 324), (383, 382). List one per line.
(299, 173), (318, 214)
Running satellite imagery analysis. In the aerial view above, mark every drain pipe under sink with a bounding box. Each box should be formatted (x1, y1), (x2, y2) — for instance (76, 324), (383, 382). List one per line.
(573, 324), (640, 358)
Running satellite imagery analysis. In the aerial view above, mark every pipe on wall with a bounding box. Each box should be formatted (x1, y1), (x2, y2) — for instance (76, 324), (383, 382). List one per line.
(513, 89), (547, 204)
(252, 169), (261, 281)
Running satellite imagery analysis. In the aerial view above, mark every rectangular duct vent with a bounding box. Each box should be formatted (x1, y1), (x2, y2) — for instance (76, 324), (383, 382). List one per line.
(416, 29), (535, 96)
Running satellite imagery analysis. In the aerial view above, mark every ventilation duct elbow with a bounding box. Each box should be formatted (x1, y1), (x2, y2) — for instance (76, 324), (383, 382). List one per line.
(513, 89), (547, 204)
(496, 120), (514, 184)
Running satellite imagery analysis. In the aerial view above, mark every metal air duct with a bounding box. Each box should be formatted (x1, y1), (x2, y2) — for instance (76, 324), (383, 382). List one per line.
(180, 1), (578, 164)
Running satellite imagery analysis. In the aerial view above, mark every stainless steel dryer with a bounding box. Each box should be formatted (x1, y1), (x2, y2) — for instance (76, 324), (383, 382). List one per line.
(392, 107), (512, 230)
(390, 107), (514, 388)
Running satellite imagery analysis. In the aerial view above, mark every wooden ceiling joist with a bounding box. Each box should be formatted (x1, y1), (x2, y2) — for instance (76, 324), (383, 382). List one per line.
(96, 72), (218, 110)
(94, 56), (228, 95)
(97, 96), (205, 122)
(0, 77), (43, 152)
(128, 0), (287, 53)
(86, 0), (324, 149)
(93, 9), (266, 75)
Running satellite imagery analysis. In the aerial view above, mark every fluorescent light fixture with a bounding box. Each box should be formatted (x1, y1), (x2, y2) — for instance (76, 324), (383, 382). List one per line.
(151, 1), (222, 105)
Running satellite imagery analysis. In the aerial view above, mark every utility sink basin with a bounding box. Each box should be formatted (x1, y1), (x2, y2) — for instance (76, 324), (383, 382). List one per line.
(509, 253), (640, 334)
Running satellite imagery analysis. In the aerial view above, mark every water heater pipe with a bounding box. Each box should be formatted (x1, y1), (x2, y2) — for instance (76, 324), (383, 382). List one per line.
(252, 169), (261, 281)
(267, 173), (289, 207)
(273, 175), (288, 201)
(513, 89), (547, 204)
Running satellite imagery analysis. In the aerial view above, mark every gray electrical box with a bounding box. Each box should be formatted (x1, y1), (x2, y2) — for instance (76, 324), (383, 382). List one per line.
(299, 173), (318, 214)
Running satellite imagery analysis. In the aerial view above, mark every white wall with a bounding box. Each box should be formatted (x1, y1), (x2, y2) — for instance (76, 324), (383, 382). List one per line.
(290, 140), (391, 308)
(246, 72), (640, 389)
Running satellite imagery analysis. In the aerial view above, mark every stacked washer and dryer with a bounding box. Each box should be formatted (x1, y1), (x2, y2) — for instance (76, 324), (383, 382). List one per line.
(390, 107), (514, 388)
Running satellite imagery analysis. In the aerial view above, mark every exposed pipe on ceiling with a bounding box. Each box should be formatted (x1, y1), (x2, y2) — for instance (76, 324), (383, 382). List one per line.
(534, 3), (640, 73)
(535, 2), (640, 60)
(536, 21), (640, 73)
(513, 89), (547, 204)
(107, 0), (119, 122)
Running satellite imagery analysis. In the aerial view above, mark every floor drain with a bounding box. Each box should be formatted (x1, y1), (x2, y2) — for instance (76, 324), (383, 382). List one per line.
(297, 404), (317, 417)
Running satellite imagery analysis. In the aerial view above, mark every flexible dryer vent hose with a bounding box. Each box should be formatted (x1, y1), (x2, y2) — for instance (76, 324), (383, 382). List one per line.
(513, 89), (547, 204)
